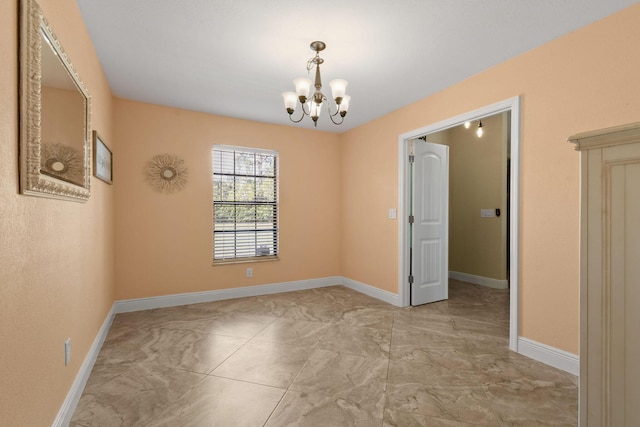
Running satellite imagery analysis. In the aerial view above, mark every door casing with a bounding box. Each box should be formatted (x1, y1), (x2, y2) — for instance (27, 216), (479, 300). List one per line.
(397, 96), (521, 352)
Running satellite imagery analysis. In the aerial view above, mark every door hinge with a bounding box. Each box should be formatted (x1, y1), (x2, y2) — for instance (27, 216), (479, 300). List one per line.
(408, 275), (414, 284)
(409, 154), (415, 163)
(409, 214), (414, 224)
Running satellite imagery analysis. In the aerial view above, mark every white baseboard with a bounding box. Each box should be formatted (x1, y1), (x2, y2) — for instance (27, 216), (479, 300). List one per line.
(115, 276), (343, 313)
(341, 277), (402, 307)
(517, 336), (579, 376)
(449, 271), (508, 290)
(52, 304), (116, 427)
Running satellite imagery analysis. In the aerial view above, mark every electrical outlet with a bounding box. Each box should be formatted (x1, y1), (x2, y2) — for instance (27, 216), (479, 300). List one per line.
(64, 338), (71, 366)
(246, 268), (253, 278)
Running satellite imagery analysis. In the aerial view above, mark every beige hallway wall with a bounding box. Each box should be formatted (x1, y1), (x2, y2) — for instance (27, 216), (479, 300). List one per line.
(339, 3), (640, 354)
(449, 113), (507, 281)
(0, 1), (115, 425)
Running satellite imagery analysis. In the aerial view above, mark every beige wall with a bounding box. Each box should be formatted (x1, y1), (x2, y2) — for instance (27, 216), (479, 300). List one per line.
(340, 3), (640, 354)
(0, 0), (114, 425)
(448, 113), (507, 280)
(113, 99), (341, 300)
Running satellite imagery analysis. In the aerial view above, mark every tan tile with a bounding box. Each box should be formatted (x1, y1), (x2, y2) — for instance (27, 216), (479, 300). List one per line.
(338, 305), (396, 330)
(484, 379), (578, 425)
(252, 317), (330, 347)
(70, 363), (204, 427)
(469, 348), (577, 387)
(384, 408), (479, 427)
(319, 285), (396, 308)
(94, 326), (248, 374)
(211, 340), (314, 387)
(390, 345), (474, 370)
(282, 301), (351, 323)
(318, 324), (391, 358)
(386, 359), (499, 425)
(385, 386), (500, 426)
(394, 309), (457, 333)
(266, 389), (384, 427)
(158, 312), (278, 338)
(149, 375), (285, 426)
(391, 325), (467, 349)
(388, 358), (492, 389)
(185, 293), (299, 317)
(291, 349), (388, 399)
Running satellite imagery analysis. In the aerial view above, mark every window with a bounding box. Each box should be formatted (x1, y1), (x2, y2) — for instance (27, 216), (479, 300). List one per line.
(212, 146), (278, 262)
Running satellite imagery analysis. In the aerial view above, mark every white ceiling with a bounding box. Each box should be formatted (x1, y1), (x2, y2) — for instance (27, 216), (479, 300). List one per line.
(76, 0), (637, 133)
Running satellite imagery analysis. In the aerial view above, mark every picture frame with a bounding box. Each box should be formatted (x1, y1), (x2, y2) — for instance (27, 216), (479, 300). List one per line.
(92, 131), (113, 184)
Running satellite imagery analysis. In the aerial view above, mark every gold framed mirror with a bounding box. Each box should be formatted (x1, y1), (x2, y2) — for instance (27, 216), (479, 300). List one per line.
(20, 0), (91, 202)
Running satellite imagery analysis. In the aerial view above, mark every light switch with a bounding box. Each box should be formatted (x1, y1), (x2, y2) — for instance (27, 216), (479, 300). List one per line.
(388, 208), (397, 219)
(481, 209), (495, 217)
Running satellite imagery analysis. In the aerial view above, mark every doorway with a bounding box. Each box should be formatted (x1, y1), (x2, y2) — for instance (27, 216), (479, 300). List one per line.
(397, 96), (521, 351)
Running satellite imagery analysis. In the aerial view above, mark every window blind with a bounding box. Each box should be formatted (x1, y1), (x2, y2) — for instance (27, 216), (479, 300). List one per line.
(213, 146), (278, 261)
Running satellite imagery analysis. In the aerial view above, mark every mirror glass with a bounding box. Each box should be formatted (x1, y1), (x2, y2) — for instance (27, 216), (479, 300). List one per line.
(39, 30), (87, 186)
(20, 0), (91, 202)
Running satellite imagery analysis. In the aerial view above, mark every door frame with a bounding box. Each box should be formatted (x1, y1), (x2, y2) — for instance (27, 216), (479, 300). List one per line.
(397, 96), (521, 351)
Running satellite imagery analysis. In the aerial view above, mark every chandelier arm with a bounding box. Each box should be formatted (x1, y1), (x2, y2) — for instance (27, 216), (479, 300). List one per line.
(328, 113), (345, 125)
(288, 106), (307, 123)
(326, 100), (340, 117)
(300, 101), (311, 116)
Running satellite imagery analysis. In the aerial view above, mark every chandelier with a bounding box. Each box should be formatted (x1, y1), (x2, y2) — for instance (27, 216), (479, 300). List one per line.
(282, 41), (350, 127)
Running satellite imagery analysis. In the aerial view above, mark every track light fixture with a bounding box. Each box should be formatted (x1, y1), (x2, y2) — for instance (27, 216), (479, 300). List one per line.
(462, 120), (484, 138)
(282, 41), (350, 127)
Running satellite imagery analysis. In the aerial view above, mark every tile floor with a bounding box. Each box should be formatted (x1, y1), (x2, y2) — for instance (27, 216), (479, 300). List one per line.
(70, 280), (578, 426)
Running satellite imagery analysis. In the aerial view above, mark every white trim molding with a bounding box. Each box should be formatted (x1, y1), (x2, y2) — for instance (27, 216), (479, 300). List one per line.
(397, 96), (521, 352)
(341, 277), (402, 307)
(52, 305), (116, 427)
(449, 271), (509, 290)
(115, 276), (342, 313)
(517, 336), (579, 376)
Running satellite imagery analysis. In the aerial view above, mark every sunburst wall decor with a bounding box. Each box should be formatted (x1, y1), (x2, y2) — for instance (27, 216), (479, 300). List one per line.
(144, 153), (188, 193)
(40, 142), (84, 185)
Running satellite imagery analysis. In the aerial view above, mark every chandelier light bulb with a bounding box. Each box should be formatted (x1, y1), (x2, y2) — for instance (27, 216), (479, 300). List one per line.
(477, 121), (484, 137)
(282, 92), (298, 113)
(329, 79), (348, 101)
(464, 121), (471, 129)
(293, 77), (312, 100)
(339, 95), (351, 116)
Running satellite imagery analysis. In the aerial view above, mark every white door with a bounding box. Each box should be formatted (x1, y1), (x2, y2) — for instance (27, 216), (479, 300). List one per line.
(411, 140), (449, 305)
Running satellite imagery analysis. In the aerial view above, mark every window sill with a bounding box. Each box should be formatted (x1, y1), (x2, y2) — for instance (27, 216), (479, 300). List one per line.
(213, 256), (279, 266)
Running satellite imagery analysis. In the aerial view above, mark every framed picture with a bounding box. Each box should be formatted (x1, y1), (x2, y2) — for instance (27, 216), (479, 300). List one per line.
(92, 131), (113, 184)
